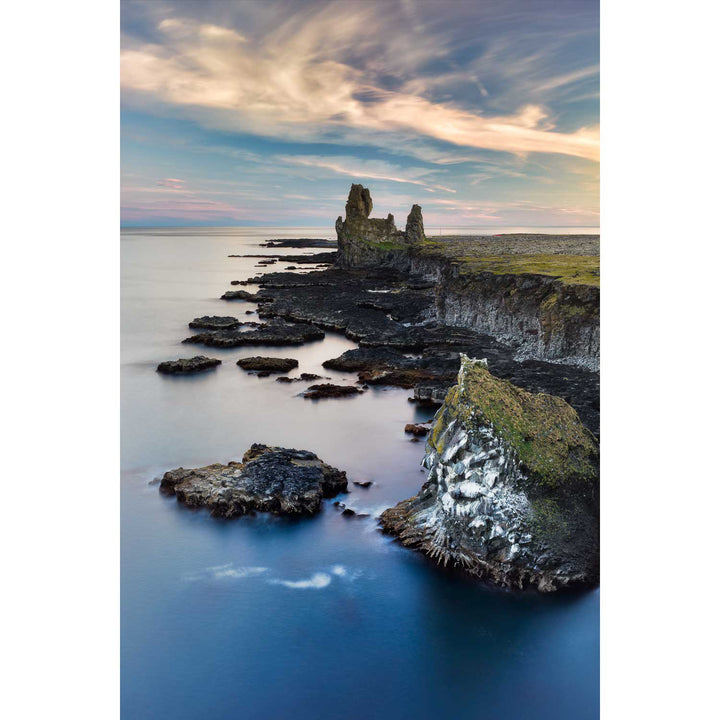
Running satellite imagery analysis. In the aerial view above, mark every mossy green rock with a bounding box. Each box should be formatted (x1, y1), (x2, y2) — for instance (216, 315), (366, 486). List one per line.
(381, 356), (599, 591)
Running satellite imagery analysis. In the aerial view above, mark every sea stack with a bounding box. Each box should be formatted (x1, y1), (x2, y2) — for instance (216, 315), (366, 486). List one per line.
(335, 184), (424, 267)
(380, 355), (599, 592)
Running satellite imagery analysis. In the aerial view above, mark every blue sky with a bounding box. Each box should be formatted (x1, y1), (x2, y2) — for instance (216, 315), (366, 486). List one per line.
(121, 0), (599, 227)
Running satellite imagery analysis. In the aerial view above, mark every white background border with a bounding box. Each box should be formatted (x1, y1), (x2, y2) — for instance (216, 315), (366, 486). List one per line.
(3, 1), (719, 717)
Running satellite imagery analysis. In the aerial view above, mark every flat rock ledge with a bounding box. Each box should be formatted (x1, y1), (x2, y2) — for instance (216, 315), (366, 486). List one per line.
(156, 356), (221, 374)
(160, 444), (348, 518)
(237, 356), (298, 374)
(302, 384), (364, 399)
(184, 319), (325, 348)
(189, 316), (240, 330)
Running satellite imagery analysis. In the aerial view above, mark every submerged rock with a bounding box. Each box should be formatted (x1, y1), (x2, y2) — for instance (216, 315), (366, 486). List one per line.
(381, 356), (599, 592)
(237, 357), (299, 374)
(275, 373), (326, 383)
(188, 316), (240, 330)
(302, 384), (364, 399)
(156, 356), (221, 374)
(160, 444), (347, 518)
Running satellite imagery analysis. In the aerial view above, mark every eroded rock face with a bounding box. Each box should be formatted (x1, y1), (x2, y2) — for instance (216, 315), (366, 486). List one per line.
(381, 356), (599, 592)
(405, 204), (425, 245)
(160, 444), (348, 518)
(335, 184), (423, 268)
(156, 356), (221, 374)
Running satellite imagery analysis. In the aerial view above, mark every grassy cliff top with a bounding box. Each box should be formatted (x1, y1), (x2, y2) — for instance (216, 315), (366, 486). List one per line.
(420, 235), (600, 287)
(446, 356), (598, 488)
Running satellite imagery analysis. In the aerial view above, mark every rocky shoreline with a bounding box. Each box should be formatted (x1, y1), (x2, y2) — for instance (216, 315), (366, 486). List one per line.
(155, 184), (600, 592)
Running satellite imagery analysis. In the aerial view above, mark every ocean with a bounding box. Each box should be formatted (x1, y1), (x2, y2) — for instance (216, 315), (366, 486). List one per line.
(121, 227), (599, 720)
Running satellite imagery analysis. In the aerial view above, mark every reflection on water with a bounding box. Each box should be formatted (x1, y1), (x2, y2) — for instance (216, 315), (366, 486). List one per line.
(121, 228), (599, 720)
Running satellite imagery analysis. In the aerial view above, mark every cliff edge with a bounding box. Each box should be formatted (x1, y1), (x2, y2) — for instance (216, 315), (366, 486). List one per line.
(380, 356), (599, 591)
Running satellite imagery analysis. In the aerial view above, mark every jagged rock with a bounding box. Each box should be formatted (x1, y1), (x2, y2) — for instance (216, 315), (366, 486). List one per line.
(252, 268), (598, 434)
(183, 319), (324, 348)
(237, 357), (299, 374)
(405, 204), (425, 244)
(160, 444), (347, 518)
(156, 356), (221, 374)
(188, 316), (240, 330)
(353, 480), (373, 488)
(302, 384), (364, 399)
(380, 356), (599, 592)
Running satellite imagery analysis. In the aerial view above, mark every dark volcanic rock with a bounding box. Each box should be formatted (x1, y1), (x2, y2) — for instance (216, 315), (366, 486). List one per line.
(189, 316), (240, 330)
(260, 238), (336, 249)
(156, 356), (221, 374)
(237, 357), (299, 374)
(302, 384), (364, 399)
(221, 290), (260, 301)
(275, 373), (326, 383)
(160, 443), (347, 518)
(183, 319), (325, 348)
(353, 480), (373, 488)
(405, 204), (425, 245)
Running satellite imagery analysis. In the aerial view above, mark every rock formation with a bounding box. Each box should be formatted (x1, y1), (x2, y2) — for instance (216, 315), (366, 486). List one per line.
(381, 355), (599, 591)
(335, 184), (424, 267)
(160, 444), (348, 517)
(156, 356), (221, 374)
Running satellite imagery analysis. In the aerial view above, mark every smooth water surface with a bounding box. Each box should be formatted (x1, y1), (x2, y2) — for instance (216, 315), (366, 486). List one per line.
(121, 227), (599, 720)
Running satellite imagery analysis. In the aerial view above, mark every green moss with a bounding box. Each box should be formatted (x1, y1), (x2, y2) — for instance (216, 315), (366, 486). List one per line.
(418, 238), (599, 287)
(529, 498), (569, 537)
(448, 358), (598, 489)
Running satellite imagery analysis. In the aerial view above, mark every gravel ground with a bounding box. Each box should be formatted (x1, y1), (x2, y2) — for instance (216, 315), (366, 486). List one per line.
(426, 234), (599, 256)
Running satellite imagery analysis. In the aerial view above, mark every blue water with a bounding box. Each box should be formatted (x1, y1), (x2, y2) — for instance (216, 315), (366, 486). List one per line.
(121, 227), (599, 720)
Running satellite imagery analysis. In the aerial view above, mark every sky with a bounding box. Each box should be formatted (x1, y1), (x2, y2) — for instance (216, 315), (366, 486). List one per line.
(120, 0), (599, 227)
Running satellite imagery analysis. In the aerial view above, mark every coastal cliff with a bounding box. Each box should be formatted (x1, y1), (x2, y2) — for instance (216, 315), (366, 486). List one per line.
(334, 185), (599, 370)
(380, 356), (599, 591)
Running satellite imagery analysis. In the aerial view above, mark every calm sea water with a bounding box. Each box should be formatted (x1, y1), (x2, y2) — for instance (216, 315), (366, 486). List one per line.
(121, 227), (599, 720)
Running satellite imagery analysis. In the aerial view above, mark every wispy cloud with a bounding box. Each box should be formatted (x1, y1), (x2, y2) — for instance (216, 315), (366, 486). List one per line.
(121, 8), (599, 162)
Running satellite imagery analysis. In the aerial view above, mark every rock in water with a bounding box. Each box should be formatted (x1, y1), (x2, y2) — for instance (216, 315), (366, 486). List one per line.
(160, 444), (348, 518)
(156, 356), (221, 374)
(302, 384), (364, 399)
(380, 355), (599, 592)
(237, 356), (299, 374)
(188, 316), (240, 330)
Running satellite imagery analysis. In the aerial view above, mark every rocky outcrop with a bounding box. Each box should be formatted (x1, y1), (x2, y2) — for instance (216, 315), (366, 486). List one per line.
(380, 356), (599, 592)
(236, 357), (298, 374)
(332, 185), (599, 369)
(302, 384), (364, 399)
(160, 444), (347, 518)
(249, 268), (598, 434)
(183, 319), (324, 348)
(156, 356), (221, 374)
(189, 316), (240, 330)
(335, 184), (423, 268)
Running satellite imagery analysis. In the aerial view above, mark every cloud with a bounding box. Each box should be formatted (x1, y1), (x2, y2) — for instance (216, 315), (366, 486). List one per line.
(269, 572), (332, 589)
(277, 155), (456, 193)
(121, 8), (599, 162)
(156, 177), (185, 189)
